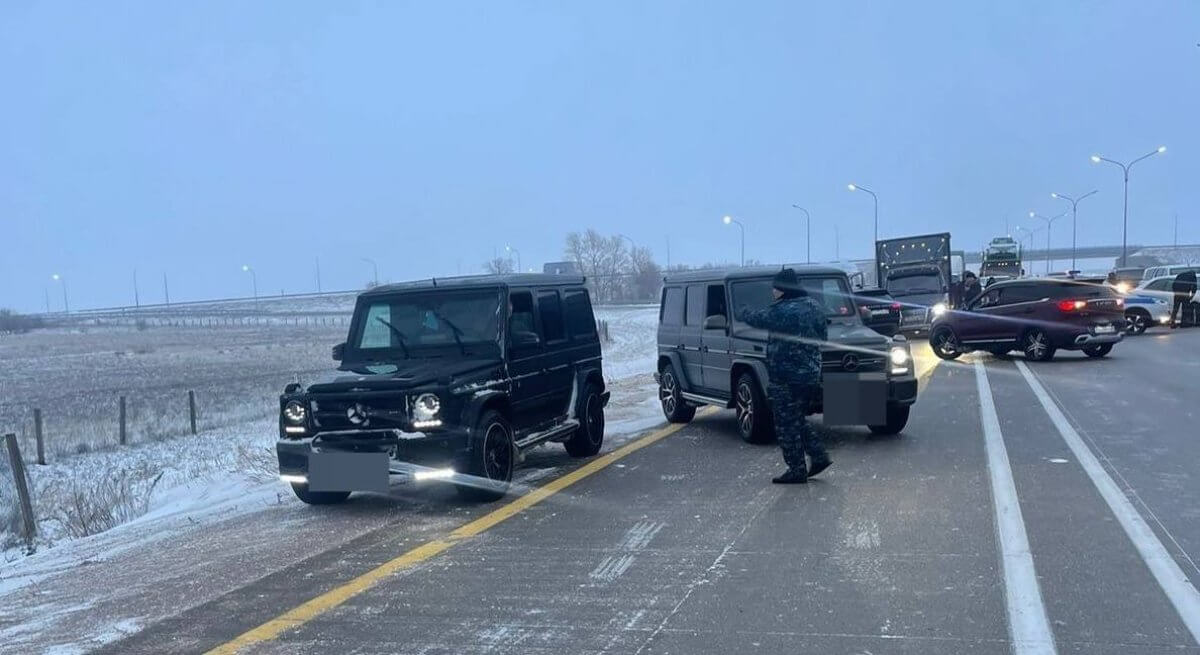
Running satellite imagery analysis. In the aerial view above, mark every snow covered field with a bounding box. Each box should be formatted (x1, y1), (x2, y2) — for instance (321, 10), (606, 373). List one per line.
(0, 305), (663, 561)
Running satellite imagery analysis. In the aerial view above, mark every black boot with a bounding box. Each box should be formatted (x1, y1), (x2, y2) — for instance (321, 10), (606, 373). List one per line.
(772, 469), (808, 484)
(807, 456), (832, 478)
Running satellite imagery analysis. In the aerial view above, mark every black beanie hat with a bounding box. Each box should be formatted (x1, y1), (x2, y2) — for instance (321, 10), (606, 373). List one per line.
(773, 268), (800, 293)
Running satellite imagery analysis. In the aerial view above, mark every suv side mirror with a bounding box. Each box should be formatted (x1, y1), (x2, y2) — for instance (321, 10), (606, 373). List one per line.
(332, 342), (345, 361)
(511, 331), (541, 348)
(702, 315), (727, 330)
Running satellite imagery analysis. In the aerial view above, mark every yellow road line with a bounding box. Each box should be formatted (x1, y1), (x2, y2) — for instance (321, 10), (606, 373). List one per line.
(206, 413), (708, 654)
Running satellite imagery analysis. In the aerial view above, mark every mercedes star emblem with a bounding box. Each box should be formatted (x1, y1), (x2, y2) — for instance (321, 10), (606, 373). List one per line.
(346, 402), (369, 425)
(841, 353), (860, 371)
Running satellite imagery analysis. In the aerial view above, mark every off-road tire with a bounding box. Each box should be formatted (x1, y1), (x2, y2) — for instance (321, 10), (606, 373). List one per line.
(564, 383), (605, 457)
(456, 410), (515, 502)
(735, 372), (774, 444)
(659, 364), (696, 423)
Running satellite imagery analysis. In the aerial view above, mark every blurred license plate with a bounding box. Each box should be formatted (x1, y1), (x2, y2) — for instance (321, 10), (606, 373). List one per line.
(308, 452), (389, 492)
(1094, 324), (1116, 334)
(871, 309), (891, 316)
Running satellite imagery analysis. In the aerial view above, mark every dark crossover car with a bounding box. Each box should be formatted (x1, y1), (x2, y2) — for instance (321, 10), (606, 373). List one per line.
(655, 266), (919, 441)
(853, 287), (901, 337)
(929, 278), (1125, 362)
(277, 274), (608, 505)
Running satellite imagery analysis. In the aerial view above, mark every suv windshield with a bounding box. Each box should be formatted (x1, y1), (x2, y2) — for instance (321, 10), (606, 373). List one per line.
(732, 276), (856, 318)
(351, 290), (501, 359)
(886, 273), (943, 297)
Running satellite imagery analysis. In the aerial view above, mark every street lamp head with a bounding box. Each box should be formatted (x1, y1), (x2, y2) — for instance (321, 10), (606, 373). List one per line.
(1028, 211), (1035, 218)
(1050, 192), (1059, 199)
(1090, 155), (1101, 163)
(1157, 145), (1167, 153)
(242, 265), (250, 272)
(847, 183), (857, 192)
(723, 215), (732, 225)
(51, 274), (60, 281)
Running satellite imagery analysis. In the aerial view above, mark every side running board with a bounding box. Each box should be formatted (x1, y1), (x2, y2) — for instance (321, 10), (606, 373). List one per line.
(680, 391), (731, 408)
(514, 419), (580, 450)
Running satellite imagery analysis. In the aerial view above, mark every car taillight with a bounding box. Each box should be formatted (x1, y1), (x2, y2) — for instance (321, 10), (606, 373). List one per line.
(1057, 299), (1086, 312)
(891, 302), (902, 310)
(1115, 298), (1124, 307)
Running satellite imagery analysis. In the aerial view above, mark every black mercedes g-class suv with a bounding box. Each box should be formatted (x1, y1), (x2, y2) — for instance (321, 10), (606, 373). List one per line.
(277, 274), (609, 505)
(655, 266), (919, 442)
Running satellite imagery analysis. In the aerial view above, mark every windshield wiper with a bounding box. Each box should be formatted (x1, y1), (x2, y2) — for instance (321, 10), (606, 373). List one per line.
(432, 310), (467, 356)
(374, 317), (410, 359)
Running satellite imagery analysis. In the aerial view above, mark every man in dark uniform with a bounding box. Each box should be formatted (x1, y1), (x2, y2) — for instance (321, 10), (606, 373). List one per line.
(960, 271), (982, 308)
(737, 268), (832, 484)
(1170, 269), (1198, 328)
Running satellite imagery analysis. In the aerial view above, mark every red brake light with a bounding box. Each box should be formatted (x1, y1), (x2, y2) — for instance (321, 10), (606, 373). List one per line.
(891, 302), (902, 310)
(1057, 299), (1086, 312)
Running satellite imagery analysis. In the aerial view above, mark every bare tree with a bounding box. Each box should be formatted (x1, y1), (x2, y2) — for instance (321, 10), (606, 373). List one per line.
(483, 257), (515, 275)
(629, 246), (662, 301)
(566, 230), (627, 302)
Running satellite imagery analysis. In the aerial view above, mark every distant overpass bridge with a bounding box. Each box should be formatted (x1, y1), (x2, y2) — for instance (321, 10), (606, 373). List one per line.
(962, 243), (1200, 266)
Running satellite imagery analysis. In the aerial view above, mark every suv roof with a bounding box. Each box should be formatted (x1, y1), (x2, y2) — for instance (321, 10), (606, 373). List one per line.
(663, 264), (848, 285)
(361, 273), (588, 296)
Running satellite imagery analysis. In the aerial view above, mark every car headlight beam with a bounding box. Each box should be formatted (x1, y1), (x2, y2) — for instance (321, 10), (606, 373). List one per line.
(283, 401), (307, 425)
(931, 302), (948, 317)
(889, 347), (910, 366)
(412, 393), (441, 422)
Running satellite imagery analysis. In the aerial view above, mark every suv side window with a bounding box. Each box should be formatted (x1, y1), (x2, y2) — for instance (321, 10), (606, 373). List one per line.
(564, 289), (596, 339)
(999, 284), (1042, 305)
(661, 287), (685, 325)
(975, 288), (1002, 308)
(1147, 279), (1171, 291)
(705, 284), (727, 320)
(685, 285), (706, 325)
(537, 290), (566, 343)
(509, 290), (537, 340)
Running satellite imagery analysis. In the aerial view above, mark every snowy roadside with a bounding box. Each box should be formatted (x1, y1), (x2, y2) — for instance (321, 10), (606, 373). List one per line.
(0, 305), (666, 652)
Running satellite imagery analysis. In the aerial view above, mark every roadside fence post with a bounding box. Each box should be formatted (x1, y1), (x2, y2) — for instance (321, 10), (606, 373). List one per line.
(118, 396), (127, 445)
(4, 433), (37, 553)
(188, 390), (198, 435)
(33, 408), (45, 465)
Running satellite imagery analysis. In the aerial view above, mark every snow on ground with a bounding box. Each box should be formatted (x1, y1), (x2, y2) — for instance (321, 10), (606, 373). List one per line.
(0, 305), (665, 652)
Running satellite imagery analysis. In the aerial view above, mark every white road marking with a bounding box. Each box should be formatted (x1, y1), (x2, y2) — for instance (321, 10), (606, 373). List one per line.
(974, 360), (1057, 655)
(1016, 360), (1200, 645)
(589, 554), (636, 582)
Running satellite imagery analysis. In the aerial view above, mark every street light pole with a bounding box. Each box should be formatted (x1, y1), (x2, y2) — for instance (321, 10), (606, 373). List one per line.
(1050, 190), (1098, 271)
(505, 246), (522, 273)
(790, 205), (811, 263)
(360, 258), (379, 286)
(722, 216), (745, 266)
(1015, 226), (1041, 274)
(51, 274), (68, 313)
(133, 269), (140, 308)
(241, 265), (258, 308)
(1029, 212), (1066, 275)
(848, 184), (879, 272)
(1091, 146), (1166, 267)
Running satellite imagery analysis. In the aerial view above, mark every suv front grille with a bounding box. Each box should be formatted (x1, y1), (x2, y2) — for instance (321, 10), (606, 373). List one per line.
(822, 350), (886, 373)
(310, 394), (409, 431)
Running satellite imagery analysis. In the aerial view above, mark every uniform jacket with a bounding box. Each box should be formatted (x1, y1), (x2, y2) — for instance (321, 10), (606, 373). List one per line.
(737, 296), (826, 384)
(1173, 270), (1198, 297)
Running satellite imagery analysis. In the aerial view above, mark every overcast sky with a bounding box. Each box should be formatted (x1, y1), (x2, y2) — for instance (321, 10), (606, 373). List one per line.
(3, 2), (1198, 311)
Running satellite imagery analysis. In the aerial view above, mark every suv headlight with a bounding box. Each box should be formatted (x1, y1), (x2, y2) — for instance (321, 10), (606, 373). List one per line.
(931, 302), (948, 317)
(283, 400), (307, 425)
(889, 346), (911, 375)
(412, 393), (441, 421)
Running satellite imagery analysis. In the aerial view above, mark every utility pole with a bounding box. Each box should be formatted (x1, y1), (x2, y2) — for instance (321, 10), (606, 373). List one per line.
(666, 235), (671, 269)
(834, 225), (840, 261)
(133, 269), (140, 308)
(43, 288), (50, 314)
(163, 273), (170, 305)
(315, 257), (322, 293)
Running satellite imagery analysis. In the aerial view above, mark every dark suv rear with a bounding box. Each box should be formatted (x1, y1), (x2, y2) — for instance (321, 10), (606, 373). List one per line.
(929, 278), (1125, 362)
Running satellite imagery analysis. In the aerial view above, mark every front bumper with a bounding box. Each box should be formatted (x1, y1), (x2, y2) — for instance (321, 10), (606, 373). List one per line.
(277, 427), (470, 480)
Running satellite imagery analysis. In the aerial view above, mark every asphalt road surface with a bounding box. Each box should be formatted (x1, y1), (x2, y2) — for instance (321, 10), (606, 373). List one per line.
(12, 329), (1200, 654)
